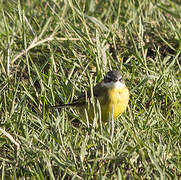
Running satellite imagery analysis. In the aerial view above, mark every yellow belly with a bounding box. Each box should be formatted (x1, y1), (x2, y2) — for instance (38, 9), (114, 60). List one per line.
(78, 87), (129, 123)
(100, 87), (129, 122)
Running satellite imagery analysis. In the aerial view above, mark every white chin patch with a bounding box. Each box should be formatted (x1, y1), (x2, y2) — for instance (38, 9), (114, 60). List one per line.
(103, 81), (125, 89)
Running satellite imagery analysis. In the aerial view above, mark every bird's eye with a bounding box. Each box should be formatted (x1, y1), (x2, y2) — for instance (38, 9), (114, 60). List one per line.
(105, 77), (112, 83)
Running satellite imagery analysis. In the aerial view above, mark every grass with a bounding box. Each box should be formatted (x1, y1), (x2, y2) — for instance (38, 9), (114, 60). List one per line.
(0, 0), (181, 179)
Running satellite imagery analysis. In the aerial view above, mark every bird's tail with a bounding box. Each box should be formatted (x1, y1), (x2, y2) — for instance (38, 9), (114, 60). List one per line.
(49, 102), (77, 109)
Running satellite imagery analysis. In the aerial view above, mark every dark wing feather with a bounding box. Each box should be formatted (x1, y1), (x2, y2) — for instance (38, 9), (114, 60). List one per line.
(75, 81), (105, 104)
(51, 81), (105, 108)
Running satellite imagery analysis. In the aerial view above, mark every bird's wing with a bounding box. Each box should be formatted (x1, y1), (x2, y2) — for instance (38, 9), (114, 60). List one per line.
(74, 82), (105, 105)
(51, 82), (105, 108)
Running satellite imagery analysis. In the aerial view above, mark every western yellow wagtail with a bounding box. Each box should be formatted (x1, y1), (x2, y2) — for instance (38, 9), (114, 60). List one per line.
(51, 70), (129, 122)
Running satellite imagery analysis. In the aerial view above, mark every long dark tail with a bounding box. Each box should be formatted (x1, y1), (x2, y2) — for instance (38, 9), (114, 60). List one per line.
(49, 102), (78, 109)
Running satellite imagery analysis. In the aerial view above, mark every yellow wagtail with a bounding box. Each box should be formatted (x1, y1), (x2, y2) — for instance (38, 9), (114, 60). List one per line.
(52, 70), (129, 122)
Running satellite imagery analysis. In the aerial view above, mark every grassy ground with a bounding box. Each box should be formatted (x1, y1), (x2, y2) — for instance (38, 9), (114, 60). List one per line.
(0, 0), (181, 179)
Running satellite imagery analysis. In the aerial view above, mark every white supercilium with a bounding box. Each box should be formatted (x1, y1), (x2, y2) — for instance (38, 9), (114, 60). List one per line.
(103, 81), (125, 89)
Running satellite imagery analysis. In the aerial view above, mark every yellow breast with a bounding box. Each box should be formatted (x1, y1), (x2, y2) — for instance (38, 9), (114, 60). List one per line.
(77, 87), (129, 123)
(100, 87), (129, 122)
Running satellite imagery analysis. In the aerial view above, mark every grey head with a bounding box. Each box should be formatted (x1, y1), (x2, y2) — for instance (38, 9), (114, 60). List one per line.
(102, 70), (125, 89)
(103, 70), (123, 83)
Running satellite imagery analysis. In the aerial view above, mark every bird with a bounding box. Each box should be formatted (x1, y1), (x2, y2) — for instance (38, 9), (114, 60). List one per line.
(51, 70), (129, 123)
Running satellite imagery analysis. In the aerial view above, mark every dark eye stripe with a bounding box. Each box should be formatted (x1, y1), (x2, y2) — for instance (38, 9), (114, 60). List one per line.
(104, 77), (112, 83)
(104, 75), (122, 83)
